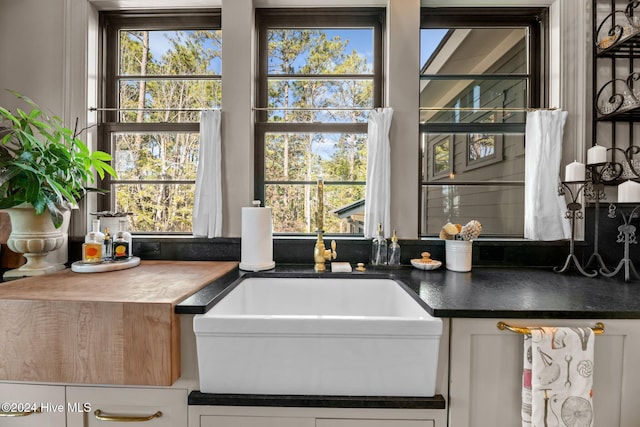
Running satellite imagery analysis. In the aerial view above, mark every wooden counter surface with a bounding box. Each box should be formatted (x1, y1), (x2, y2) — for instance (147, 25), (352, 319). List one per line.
(0, 260), (239, 303)
(0, 260), (238, 386)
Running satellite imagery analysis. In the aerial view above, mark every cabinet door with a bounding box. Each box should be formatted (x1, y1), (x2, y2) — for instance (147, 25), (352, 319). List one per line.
(200, 415), (314, 427)
(317, 419), (433, 427)
(0, 383), (65, 427)
(66, 386), (187, 427)
(448, 318), (640, 427)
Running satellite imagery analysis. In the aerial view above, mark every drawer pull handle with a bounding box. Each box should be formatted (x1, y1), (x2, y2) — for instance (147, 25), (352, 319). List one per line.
(0, 407), (42, 417)
(497, 321), (605, 335)
(94, 409), (163, 422)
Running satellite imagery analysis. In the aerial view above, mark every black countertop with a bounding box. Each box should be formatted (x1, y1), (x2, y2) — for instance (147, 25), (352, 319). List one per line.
(180, 264), (640, 410)
(176, 264), (640, 319)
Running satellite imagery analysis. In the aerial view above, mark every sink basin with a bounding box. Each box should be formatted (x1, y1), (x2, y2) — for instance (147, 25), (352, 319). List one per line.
(193, 276), (442, 397)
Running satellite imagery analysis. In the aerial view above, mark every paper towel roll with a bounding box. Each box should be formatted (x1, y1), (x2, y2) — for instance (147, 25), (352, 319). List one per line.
(239, 202), (275, 271)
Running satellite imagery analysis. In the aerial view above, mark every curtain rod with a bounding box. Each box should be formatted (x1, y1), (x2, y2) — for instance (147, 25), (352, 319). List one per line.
(419, 107), (558, 112)
(252, 107), (381, 111)
(89, 106), (556, 112)
(497, 321), (605, 335)
(89, 107), (220, 112)
(90, 107), (377, 112)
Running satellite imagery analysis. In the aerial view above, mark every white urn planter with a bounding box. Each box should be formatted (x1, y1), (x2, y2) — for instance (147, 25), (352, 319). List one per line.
(3, 205), (66, 279)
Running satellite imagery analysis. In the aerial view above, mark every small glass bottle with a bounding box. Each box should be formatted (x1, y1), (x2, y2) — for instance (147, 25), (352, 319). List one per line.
(371, 222), (388, 266)
(117, 218), (133, 257)
(103, 227), (112, 261)
(82, 232), (103, 263)
(388, 229), (401, 266)
(112, 231), (130, 261)
(85, 219), (104, 243)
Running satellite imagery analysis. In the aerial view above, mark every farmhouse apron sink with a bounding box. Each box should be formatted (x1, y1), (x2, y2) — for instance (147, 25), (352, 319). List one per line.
(194, 276), (442, 397)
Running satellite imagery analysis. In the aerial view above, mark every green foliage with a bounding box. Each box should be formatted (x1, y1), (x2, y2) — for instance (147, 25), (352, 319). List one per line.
(112, 26), (368, 233)
(0, 91), (117, 227)
(265, 29), (372, 233)
(114, 29), (220, 232)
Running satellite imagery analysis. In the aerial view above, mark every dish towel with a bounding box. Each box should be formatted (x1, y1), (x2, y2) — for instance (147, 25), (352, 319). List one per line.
(522, 327), (595, 427)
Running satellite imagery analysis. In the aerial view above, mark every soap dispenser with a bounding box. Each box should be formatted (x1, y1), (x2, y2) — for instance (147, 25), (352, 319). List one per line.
(388, 229), (401, 266)
(371, 223), (388, 266)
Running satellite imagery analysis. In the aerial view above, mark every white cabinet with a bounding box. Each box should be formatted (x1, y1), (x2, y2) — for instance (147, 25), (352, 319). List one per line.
(191, 406), (444, 427)
(200, 416), (435, 427)
(317, 419), (433, 427)
(448, 318), (640, 427)
(0, 383), (66, 427)
(201, 416), (315, 427)
(0, 383), (187, 427)
(66, 386), (187, 427)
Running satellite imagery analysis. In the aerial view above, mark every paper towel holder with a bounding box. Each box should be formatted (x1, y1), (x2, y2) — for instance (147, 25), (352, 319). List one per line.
(239, 200), (276, 272)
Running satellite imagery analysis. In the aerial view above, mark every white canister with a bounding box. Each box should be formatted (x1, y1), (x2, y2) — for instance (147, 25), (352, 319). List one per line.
(445, 240), (473, 272)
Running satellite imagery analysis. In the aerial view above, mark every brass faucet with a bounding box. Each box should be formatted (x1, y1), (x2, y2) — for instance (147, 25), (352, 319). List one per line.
(314, 177), (337, 272)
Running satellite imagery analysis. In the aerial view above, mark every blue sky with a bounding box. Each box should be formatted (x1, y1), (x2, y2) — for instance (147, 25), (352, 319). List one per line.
(421, 29), (448, 69)
(147, 28), (447, 72)
(147, 30), (222, 74)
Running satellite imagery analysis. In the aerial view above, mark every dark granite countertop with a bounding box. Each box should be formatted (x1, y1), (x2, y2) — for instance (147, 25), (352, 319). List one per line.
(176, 264), (640, 319)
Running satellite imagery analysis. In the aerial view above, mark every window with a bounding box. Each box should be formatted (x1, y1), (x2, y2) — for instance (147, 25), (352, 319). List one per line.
(419, 8), (546, 237)
(99, 11), (221, 233)
(255, 9), (384, 234)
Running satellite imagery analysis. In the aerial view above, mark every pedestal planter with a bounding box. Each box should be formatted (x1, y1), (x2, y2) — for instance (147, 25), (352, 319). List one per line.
(3, 205), (66, 279)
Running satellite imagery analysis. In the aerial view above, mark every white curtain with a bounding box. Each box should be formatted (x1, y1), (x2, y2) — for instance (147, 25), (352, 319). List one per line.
(193, 110), (223, 238)
(524, 109), (571, 240)
(364, 107), (393, 238)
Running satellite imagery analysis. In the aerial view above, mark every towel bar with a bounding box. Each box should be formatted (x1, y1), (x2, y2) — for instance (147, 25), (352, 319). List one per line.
(496, 321), (605, 335)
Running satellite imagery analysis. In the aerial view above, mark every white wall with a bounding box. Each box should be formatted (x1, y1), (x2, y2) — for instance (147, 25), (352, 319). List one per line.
(0, 0), (590, 238)
(0, 0), (65, 115)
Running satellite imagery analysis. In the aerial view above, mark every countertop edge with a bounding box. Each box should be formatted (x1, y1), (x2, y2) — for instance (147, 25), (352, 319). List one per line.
(188, 391), (446, 410)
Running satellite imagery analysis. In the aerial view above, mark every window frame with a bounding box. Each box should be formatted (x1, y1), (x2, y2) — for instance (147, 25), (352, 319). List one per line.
(419, 7), (548, 238)
(98, 10), (222, 234)
(254, 8), (385, 236)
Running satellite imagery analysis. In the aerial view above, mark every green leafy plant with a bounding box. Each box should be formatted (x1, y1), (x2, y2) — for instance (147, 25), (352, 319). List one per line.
(0, 90), (117, 227)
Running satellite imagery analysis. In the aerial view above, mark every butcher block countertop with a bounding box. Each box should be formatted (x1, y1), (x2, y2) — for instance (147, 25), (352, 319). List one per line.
(0, 260), (238, 386)
(0, 260), (238, 303)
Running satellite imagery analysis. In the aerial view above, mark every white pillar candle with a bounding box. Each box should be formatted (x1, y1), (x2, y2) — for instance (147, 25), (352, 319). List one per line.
(618, 180), (640, 203)
(587, 144), (607, 165)
(565, 161), (586, 182)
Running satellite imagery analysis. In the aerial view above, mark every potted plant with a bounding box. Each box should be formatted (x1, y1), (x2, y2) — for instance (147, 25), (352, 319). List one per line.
(0, 90), (117, 277)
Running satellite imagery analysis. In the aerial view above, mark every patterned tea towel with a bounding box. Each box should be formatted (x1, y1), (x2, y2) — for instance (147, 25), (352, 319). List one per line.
(522, 327), (594, 427)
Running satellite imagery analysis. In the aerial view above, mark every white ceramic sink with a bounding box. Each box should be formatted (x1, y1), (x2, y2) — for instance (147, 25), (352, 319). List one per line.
(193, 276), (442, 397)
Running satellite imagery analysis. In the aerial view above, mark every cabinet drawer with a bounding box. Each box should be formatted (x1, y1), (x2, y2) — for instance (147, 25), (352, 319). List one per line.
(66, 386), (187, 426)
(0, 383), (66, 427)
(317, 419), (434, 427)
(201, 415), (314, 427)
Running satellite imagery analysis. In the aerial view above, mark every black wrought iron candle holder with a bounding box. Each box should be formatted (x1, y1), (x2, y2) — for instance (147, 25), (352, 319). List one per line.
(600, 203), (640, 282)
(554, 181), (598, 277)
(583, 163), (617, 273)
